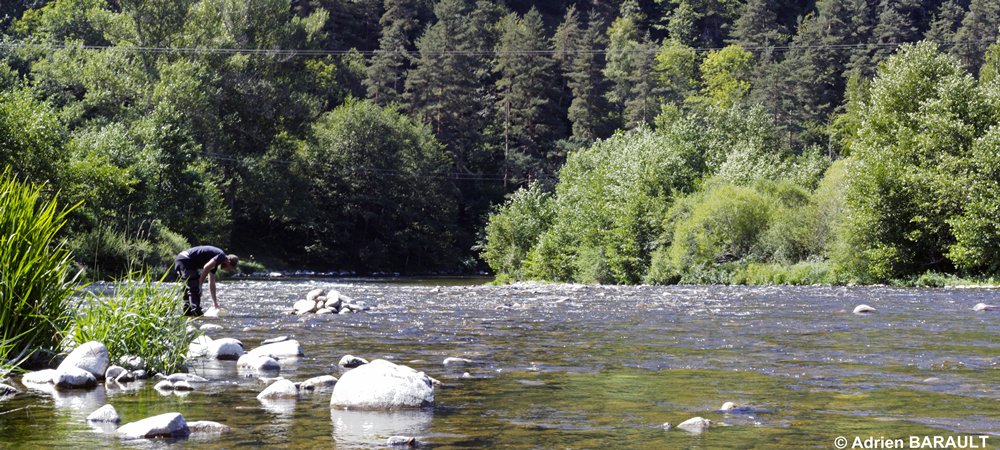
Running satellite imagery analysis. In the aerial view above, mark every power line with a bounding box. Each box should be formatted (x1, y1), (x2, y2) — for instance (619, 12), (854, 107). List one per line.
(198, 151), (554, 183)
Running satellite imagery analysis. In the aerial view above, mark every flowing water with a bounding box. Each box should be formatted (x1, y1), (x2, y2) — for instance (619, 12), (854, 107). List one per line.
(1, 280), (998, 449)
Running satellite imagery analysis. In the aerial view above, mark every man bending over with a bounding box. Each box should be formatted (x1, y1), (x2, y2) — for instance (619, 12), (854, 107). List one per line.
(174, 245), (238, 316)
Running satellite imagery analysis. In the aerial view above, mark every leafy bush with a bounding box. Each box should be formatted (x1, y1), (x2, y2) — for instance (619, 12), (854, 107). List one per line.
(839, 42), (998, 281)
(0, 171), (79, 370)
(72, 272), (197, 375)
(479, 183), (554, 279)
(68, 221), (189, 280)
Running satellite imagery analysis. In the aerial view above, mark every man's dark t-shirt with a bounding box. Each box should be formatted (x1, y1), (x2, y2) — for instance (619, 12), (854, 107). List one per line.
(176, 246), (227, 273)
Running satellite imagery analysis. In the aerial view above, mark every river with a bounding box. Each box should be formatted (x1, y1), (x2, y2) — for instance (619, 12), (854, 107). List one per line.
(1, 280), (997, 448)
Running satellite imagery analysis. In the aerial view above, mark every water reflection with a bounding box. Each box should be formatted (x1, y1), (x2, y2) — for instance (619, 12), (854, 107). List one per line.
(330, 408), (433, 447)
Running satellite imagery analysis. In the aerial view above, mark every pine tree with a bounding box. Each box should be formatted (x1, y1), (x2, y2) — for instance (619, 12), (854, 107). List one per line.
(494, 8), (562, 184)
(605, 17), (662, 129)
(365, 0), (420, 105)
(953, 0), (1000, 74)
(870, 0), (925, 66)
(925, 0), (966, 49)
(778, 0), (864, 148)
(405, 0), (491, 174)
(730, 0), (786, 51)
(566, 18), (611, 141)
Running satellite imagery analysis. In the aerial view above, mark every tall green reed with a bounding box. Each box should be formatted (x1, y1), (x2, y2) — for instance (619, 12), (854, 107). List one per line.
(72, 271), (199, 375)
(0, 169), (80, 373)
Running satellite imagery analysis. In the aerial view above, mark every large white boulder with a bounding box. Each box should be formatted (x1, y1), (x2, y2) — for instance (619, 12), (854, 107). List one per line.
(247, 340), (303, 359)
(117, 412), (190, 440)
(973, 303), (998, 312)
(330, 359), (434, 409)
(207, 338), (244, 360)
(58, 341), (110, 379)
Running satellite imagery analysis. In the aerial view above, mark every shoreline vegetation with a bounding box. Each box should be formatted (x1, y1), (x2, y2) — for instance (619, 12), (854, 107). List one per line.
(2, 1), (999, 283)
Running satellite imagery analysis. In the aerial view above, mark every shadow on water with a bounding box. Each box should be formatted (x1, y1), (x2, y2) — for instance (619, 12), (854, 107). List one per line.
(1, 282), (997, 448)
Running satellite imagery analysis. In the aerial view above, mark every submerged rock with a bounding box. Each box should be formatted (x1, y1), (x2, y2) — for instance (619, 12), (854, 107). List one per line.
(187, 421), (231, 433)
(720, 401), (737, 412)
(203, 307), (222, 317)
(59, 341), (110, 379)
(331, 359), (434, 409)
(386, 436), (419, 447)
(22, 369), (57, 385)
(443, 357), (473, 366)
(117, 412), (189, 440)
(247, 340), (303, 359)
(238, 354), (281, 373)
(677, 417), (712, 433)
(852, 304), (877, 314)
(661, 422), (672, 430)
(261, 336), (289, 345)
(339, 355), (369, 368)
(299, 375), (338, 391)
(87, 404), (120, 423)
(164, 373), (208, 383)
(973, 303), (998, 312)
(257, 379), (298, 400)
(200, 323), (224, 331)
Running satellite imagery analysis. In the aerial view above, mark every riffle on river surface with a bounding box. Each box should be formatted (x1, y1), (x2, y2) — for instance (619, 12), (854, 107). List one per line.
(1, 281), (998, 448)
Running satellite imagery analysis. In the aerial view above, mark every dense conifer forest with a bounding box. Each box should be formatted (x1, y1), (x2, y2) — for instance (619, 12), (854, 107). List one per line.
(2, 0), (999, 283)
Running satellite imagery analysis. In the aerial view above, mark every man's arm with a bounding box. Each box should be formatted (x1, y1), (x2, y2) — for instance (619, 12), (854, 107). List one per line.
(200, 258), (221, 309)
(208, 271), (219, 308)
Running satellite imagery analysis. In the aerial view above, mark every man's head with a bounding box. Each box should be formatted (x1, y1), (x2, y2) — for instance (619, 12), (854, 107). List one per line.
(222, 254), (239, 272)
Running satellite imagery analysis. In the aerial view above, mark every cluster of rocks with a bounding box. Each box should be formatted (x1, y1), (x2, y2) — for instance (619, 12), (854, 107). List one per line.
(661, 402), (752, 434)
(19, 341), (150, 390)
(86, 406), (231, 440)
(289, 288), (370, 315)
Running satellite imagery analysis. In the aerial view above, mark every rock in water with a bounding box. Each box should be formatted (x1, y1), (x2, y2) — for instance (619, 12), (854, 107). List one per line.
(330, 359), (434, 409)
(386, 436), (418, 447)
(720, 401), (736, 412)
(104, 366), (127, 382)
(237, 354), (281, 373)
(247, 340), (304, 359)
(443, 357), (473, 366)
(203, 307), (222, 317)
(87, 404), (120, 423)
(116, 412), (190, 440)
(200, 323), (224, 331)
(338, 355), (369, 368)
(973, 303), (998, 312)
(187, 421), (231, 433)
(257, 379), (298, 400)
(293, 299), (318, 315)
(22, 369), (57, 385)
(58, 341), (110, 379)
(677, 417), (712, 433)
(306, 288), (325, 301)
(0, 383), (19, 397)
(299, 375), (338, 391)
(54, 367), (98, 389)
(853, 304), (876, 314)
(207, 338), (244, 360)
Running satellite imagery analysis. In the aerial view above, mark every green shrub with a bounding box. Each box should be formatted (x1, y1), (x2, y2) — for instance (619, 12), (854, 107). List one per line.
(72, 272), (197, 375)
(731, 261), (835, 285)
(479, 183), (554, 278)
(0, 170), (79, 370)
